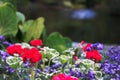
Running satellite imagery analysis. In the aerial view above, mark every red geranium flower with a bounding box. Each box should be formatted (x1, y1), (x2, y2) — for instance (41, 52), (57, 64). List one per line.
(21, 48), (42, 63)
(30, 39), (43, 46)
(52, 73), (79, 80)
(83, 43), (102, 62)
(83, 43), (91, 51)
(86, 50), (102, 62)
(6, 44), (23, 55)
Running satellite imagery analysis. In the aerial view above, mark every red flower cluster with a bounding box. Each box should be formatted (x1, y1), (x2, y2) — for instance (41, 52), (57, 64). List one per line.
(30, 39), (43, 46)
(52, 74), (79, 80)
(6, 43), (42, 63)
(6, 44), (23, 55)
(21, 48), (42, 63)
(83, 43), (102, 62)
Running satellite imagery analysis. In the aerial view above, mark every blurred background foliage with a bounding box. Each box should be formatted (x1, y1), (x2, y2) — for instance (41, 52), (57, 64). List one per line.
(1, 0), (120, 44)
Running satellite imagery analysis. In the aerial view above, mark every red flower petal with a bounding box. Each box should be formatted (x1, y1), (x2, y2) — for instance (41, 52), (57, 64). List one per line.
(21, 48), (42, 63)
(52, 74), (79, 80)
(83, 43), (91, 51)
(30, 39), (43, 46)
(6, 44), (23, 55)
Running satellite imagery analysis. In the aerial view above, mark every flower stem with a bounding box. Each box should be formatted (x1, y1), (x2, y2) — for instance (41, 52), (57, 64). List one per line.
(70, 56), (73, 65)
(30, 67), (36, 80)
(16, 70), (22, 80)
(48, 59), (51, 67)
(0, 44), (5, 51)
(41, 60), (45, 71)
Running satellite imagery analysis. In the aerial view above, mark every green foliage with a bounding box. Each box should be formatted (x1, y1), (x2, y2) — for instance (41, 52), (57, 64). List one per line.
(6, 56), (22, 69)
(59, 55), (71, 64)
(16, 11), (25, 24)
(64, 37), (72, 48)
(19, 20), (34, 34)
(0, 2), (18, 36)
(0, 0), (16, 7)
(44, 32), (72, 53)
(23, 17), (45, 42)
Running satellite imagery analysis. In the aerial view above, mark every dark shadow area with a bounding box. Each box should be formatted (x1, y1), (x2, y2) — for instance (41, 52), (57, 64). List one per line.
(16, 0), (120, 44)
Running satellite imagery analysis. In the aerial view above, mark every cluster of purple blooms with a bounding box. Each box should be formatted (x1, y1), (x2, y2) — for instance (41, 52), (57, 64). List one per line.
(85, 43), (104, 51)
(91, 43), (104, 50)
(101, 46), (120, 80)
(0, 35), (15, 73)
(0, 50), (15, 73)
(0, 35), (12, 46)
(69, 68), (95, 80)
(44, 63), (62, 73)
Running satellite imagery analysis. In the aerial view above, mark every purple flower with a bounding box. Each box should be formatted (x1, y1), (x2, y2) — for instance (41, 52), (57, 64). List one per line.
(5, 65), (15, 73)
(50, 68), (56, 73)
(51, 63), (62, 69)
(86, 47), (92, 51)
(101, 46), (120, 79)
(0, 50), (9, 61)
(0, 35), (5, 41)
(91, 43), (104, 50)
(2, 41), (12, 46)
(44, 67), (50, 73)
(87, 70), (95, 79)
(23, 61), (33, 68)
(36, 69), (42, 77)
(69, 68), (81, 78)
(88, 70), (95, 79)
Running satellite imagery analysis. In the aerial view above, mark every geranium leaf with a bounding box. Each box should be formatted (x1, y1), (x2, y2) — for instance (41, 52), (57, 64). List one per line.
(45, 32), (69, 53)
(63, 37), (72, 48)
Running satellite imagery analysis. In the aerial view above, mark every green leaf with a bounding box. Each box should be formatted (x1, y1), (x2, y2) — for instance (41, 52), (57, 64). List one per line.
(59, 55), (70, 64)
(0, 0), (16, 7)
(19, 20), (34, 33)
(63, 37), (72, 48)
(24, 17), (45, 42)
(6, 56), (22, 69)
(16, 11), (25, 24)
(45, 32), (72, 53)
(0, 3), (18, 36)
(95, 71), (103, 80)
